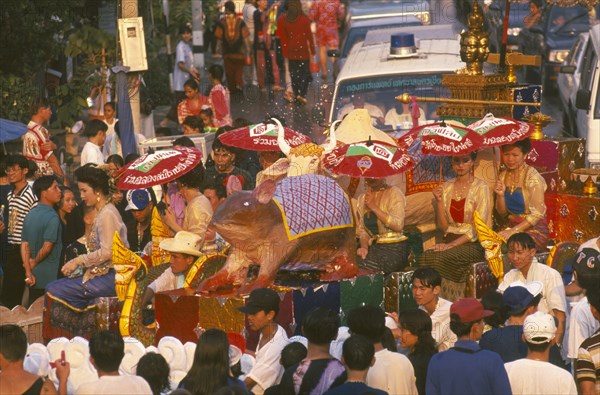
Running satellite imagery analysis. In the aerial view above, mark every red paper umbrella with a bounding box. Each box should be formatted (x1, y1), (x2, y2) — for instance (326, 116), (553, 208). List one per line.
(408, 121), (483, 156)
(218, 121), (311, 151)
(116, 147), (202, 189)
(467, 113), (533, 147)
(322, 140), (414, 178)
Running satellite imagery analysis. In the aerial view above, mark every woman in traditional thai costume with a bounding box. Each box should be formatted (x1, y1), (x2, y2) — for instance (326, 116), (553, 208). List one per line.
(494, 138), (548, 251)
(45, 164), (128, 335)
(417, 152), (492, 283)
(356, 178), (408, 275)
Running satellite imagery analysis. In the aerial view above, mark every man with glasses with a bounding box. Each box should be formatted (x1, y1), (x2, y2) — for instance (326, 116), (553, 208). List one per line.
(1, 155), (37, 308)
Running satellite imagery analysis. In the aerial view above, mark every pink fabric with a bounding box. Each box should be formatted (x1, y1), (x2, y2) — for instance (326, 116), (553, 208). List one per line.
(209, 84), (232, 127)
(167, 183), (186, 226)
(310, 0), (343, 48)
(277, 14), (315, 60)
(411, 96), (421, 128)
(177, 95), (210, 125)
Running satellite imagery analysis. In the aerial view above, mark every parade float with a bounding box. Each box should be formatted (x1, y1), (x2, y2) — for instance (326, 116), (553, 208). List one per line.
(18, 0), (597, 348)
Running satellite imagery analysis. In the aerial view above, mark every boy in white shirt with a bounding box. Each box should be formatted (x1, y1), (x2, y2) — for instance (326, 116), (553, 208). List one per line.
(80, 120), (107, 166)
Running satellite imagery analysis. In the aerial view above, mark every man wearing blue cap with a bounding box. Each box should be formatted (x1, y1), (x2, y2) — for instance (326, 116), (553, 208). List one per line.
(124, 189), (155, 254)
(480, 281), (565, 368)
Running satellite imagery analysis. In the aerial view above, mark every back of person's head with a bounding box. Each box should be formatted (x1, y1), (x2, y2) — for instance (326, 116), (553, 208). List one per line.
(201, 182), (227, 200)
(182, 115), (204, 132)
(342, 335), (374, 371)
(302, 307), (340, 346)
(106, 154), (124, 167)
(381, 327), (397, 352)
(412, 267), (442, 288)
(173, 136), (196, 148)
(85, 119), (108, 138)
(280, 342), (307, 369)
(114, 120), (121, 138)
(232, 118), (251, 128)
(32, 175), (58, 200)
(75, 164), (110, 196)
(89, 330), (125, 372)
(125, 153), (141, 164)
(347, 305), (385, 344)
(184, 328), (230, 395)
(177, 163), (205, 190)
(481, 290), (509, 327)
(570, 248), (600, 292)
(523, 311), (556, 352)
(136, 352), (170, 395)
(209, 65), (224, 82)
(507, 232), (536, 250)
(398, 309), (437, 355)
(0, 324), (28, 362)
(587, 289), (600, 315)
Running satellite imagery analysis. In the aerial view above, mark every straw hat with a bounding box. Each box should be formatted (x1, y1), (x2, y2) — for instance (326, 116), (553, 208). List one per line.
(334, 109), (397, 146)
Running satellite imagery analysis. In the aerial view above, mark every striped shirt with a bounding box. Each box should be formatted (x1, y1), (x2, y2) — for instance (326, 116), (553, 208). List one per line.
(576, 329), (600, 394)
(7, 184), (38, 244)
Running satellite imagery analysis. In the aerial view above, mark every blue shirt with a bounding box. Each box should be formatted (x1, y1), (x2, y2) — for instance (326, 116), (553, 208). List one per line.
(426, 339), (512, 395)
(324, 381), (388, 395)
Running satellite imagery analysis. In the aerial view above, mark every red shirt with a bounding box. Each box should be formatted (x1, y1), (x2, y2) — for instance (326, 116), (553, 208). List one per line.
(277, 14), (315, 60)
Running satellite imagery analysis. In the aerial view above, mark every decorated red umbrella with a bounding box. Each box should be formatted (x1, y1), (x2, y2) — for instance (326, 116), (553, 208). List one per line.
(322, 139), (414, 178)
(218, 120), (311, 151)
(116, 147), (202, 189)
(467, 113), (533, 147)
(410, 121), (483, 156)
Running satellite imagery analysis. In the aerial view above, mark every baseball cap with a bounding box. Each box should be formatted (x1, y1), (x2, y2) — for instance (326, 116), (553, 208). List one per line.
(569, 248), (600, 277)
(503, 281), (543, 313)
(523, 311), (556, 344)
(125, 189), (151, 211)
(238, 288), (280, 315)
(450, 298), (494, 323)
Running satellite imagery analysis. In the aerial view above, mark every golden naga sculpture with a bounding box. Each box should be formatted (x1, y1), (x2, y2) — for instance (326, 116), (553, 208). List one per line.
(474, 210), (506, 279)
(458, 0), (490, 75)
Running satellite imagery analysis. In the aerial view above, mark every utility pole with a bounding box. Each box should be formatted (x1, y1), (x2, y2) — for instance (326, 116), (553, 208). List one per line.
(191, 1), (205, 81)
(120, 0), (141, 135)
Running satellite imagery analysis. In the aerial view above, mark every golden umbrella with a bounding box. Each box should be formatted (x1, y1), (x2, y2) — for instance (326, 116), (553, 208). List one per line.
(474, 210), (506, 279)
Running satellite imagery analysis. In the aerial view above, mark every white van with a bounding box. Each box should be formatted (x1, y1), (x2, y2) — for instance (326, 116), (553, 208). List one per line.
(574, 24), (600, 166)
(328, 25), (462, 131)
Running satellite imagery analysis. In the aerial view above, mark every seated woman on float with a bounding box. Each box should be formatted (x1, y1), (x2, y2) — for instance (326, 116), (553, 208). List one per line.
(494, 138), (548, 251)
(355, 178), (408, 275)
(417, 152), (492, 284)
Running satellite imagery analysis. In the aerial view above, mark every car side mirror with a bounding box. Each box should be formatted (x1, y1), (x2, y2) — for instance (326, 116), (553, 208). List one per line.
(529, 25), (544, 35)
(560, 65), (576, 74)
(575, 88), (591, 110)
(327, 49), (340, 58)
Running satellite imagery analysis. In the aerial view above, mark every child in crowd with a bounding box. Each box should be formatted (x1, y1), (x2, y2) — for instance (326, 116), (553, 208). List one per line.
(208, 64), (232, 127)
(103, 101), (118, 136)
(80, 120), (108, 166)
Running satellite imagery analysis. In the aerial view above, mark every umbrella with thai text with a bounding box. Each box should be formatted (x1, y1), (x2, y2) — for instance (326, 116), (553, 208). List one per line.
(409, 121), (483, 156)
(218, 121), (311, 151)
(322, 139), (414, 178)
(116, 147), (202, 189)
(467, 113), (533, 147)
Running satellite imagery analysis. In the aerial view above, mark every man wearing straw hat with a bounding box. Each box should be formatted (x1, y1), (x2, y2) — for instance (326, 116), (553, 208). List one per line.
(142, 231), (202, 305)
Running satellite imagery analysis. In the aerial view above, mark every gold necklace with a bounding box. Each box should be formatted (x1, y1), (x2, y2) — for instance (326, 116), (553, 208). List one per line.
(507, 165), (523, 195)
(453, 178), (472, 201)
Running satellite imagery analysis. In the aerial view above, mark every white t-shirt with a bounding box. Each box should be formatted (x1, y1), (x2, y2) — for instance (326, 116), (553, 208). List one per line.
(75, 375), (152, 395)
(419, 297), (457, 350)
(504, 358), (577, 395)
(242, 3), (257, 39)
(148, 267), (186, 293)
(567, 296), (600, 359)
(173, 40), (194, 91)
(80, 142), (105, 166)
(498, 258), (567, 315)
(366, 348), (417, 395)
(247, 324), (289, 394)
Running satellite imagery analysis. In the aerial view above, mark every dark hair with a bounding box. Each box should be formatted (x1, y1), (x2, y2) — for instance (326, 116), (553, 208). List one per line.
(224, 1), (236, 14)
(114, 120), (121, 139)
(212, 137), (236, 155)
(58, 185), (74, 210)
(177, 163), (205, 189)
(136, 352), (171, 395)
(0, 153), (7, 176)
(32, 175), (57, 199)
(342, 335), (374, 371)
(201, 183), (227, 200)
(75, 164), (110, 196)
(30, 96), (50, 116)
(106, 154), (124, 168)
(104, 101), (116, 113)
(182, 116), (204, 132)
(7, 154), (30, 171)
(576, 266), (600, 292)
(481, 290), (509, 327)
(85, 119), (108, 138)
(449, 313), (479, 337)
(587, 289), (600, 314)
(285, 0), (302, 21)
(507, 232), (536, 251)
(181, 329), (230, 395)
(412, 267), (442, 289)
(209, 64), (224, 82)
(0, 324), (28, 362)
(125, 153), (141, 164)
(179, 24), (192, 35)
(173, 136), (196, 148)
(531, 0), (542, 8)
(280, 342), (307, 369)
(347, 305), (385, 344)
(501, 138), (532, 155)
(89, 330), (125, 372)
(184, 79), (199, 91)
(200, 108), (214, 119)
(302, 307), (340, 346)
(381, 327), (397, 352)
(453, 151), (477, 161)
(232, 118), (251, 128)
(399, 309), (438, 356)
(525, 340), (552, 353)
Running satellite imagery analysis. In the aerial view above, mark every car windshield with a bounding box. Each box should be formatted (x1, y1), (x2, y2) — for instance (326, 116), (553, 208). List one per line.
(333, 73), (450, 131)
(548, 5), (589, 34)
